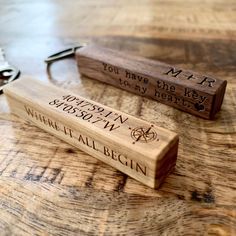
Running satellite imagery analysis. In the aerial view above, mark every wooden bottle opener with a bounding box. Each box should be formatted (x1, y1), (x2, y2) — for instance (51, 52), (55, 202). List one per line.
(46, 44), (227, 119)
(4, 78), (179, 188)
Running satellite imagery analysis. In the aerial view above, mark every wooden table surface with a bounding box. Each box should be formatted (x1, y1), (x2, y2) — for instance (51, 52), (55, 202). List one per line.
(0, 0), (236, 235)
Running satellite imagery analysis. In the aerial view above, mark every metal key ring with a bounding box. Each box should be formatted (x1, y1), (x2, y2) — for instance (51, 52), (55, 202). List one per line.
(45, 45), (84, 64)
(0, 65), (20, 94)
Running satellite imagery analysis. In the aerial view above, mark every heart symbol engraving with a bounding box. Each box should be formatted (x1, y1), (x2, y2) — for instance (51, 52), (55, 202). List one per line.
(194, 103), (205, 111)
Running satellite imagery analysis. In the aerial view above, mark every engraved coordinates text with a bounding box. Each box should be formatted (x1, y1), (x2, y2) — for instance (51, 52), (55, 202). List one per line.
(49, 95), (129, 132)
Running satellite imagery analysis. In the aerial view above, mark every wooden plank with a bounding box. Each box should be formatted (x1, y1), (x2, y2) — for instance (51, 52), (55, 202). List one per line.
(3, 77), (179, 188)
(0, 0), (236, 235)
(76, 44), (227, 119)
(0, 178), (235, 236)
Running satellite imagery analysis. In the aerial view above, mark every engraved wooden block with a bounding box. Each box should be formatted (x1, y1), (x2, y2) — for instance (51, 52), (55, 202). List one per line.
(3, 78), (179, 188)
(76, 44), (227, 119)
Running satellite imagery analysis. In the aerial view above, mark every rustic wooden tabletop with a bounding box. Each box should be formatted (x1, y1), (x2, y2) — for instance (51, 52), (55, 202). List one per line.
(0, 0), (236, 235)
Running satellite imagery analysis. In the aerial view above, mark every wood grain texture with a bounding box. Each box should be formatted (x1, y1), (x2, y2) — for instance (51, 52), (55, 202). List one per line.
(4, 78), (179, 188)
(76, 44), (227, 119)
(0, 0), (236, 235)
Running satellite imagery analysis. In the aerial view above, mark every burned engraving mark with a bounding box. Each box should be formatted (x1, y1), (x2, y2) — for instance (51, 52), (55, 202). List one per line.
(130, 125), (159, 144)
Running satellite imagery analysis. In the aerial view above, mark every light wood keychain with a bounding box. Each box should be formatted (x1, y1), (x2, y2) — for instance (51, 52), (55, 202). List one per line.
(3, 44), (184, 189)
(4, 78), (178, 189)
(46, 44), (227, 119)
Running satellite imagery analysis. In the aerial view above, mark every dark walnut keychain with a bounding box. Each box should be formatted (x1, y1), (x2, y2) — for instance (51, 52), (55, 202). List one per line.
(45, 44), (227, 119)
